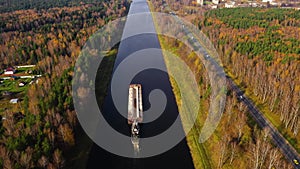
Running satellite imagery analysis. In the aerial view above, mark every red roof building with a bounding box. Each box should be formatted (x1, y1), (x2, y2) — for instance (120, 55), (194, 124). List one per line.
(4, 67), (16, 75)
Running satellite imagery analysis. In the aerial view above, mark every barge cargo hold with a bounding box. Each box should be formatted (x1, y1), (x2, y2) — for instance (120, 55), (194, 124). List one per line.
(128, 84), (143, 125)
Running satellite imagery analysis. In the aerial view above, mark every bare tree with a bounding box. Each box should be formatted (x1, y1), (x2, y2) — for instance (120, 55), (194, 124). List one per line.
(250, 137), (261, 169)
(218, 134), (229, 169)
(229, 142), (237, 165)
(20, 147), (33, 169)
(267, 149), (280, 169)
(53, 149), (64, 169)
(3, 111), (15, 136)
(0, 146), (13, 169)
(38, 156), (49, 168)
(236, 113), (246, 141)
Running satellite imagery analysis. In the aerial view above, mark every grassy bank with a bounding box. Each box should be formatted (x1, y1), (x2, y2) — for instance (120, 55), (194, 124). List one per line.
(147, 2), (213, 168)
(158, 35), (213, 169)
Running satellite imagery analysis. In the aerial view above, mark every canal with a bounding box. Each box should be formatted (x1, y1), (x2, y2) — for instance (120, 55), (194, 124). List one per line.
(87, 0), (195, 168)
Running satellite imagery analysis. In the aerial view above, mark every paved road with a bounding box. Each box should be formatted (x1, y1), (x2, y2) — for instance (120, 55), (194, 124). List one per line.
(228, 79), (300, 169)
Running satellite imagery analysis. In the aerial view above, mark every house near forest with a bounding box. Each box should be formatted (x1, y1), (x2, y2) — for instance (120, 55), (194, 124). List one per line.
(4, 67), (16, 75)
(10, 98), (19, 104)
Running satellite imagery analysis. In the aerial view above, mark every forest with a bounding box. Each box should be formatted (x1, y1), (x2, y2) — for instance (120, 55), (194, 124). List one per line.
(0, 0), (130, 168)
(198, 7), (300, 146)
(0, 0), (111, 13)
(150, 0), (299, 168)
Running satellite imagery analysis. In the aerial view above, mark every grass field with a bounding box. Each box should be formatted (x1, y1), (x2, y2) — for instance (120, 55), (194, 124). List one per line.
(0, 66), (39, 114)
(0, 79), (31, 114)
(0, 78), (31, 92)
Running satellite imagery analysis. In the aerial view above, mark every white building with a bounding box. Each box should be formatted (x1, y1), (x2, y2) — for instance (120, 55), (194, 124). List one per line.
(249, 2), (258, 7)
(212, 0), (219, 5)
(197, 0), (204, 6)
(19, 82), (26, 87)
(263, 0), (279, 5)
(225, 1), (236, 8)
(262, 0), (272, 2)
(4, 67), (16, 75)
(10, 99), (19, 104)
(212, 5), (218, 8)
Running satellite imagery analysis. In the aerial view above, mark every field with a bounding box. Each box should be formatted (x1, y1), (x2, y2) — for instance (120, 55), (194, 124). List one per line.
(0, 66), (38, 114)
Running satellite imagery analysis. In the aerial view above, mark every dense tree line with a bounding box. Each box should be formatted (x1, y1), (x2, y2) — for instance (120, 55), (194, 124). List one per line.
(0, 0), (128, 68)
(0, 0), (113, 13)
(206, 8), (300, 28)
(0, 0), (130, 168)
